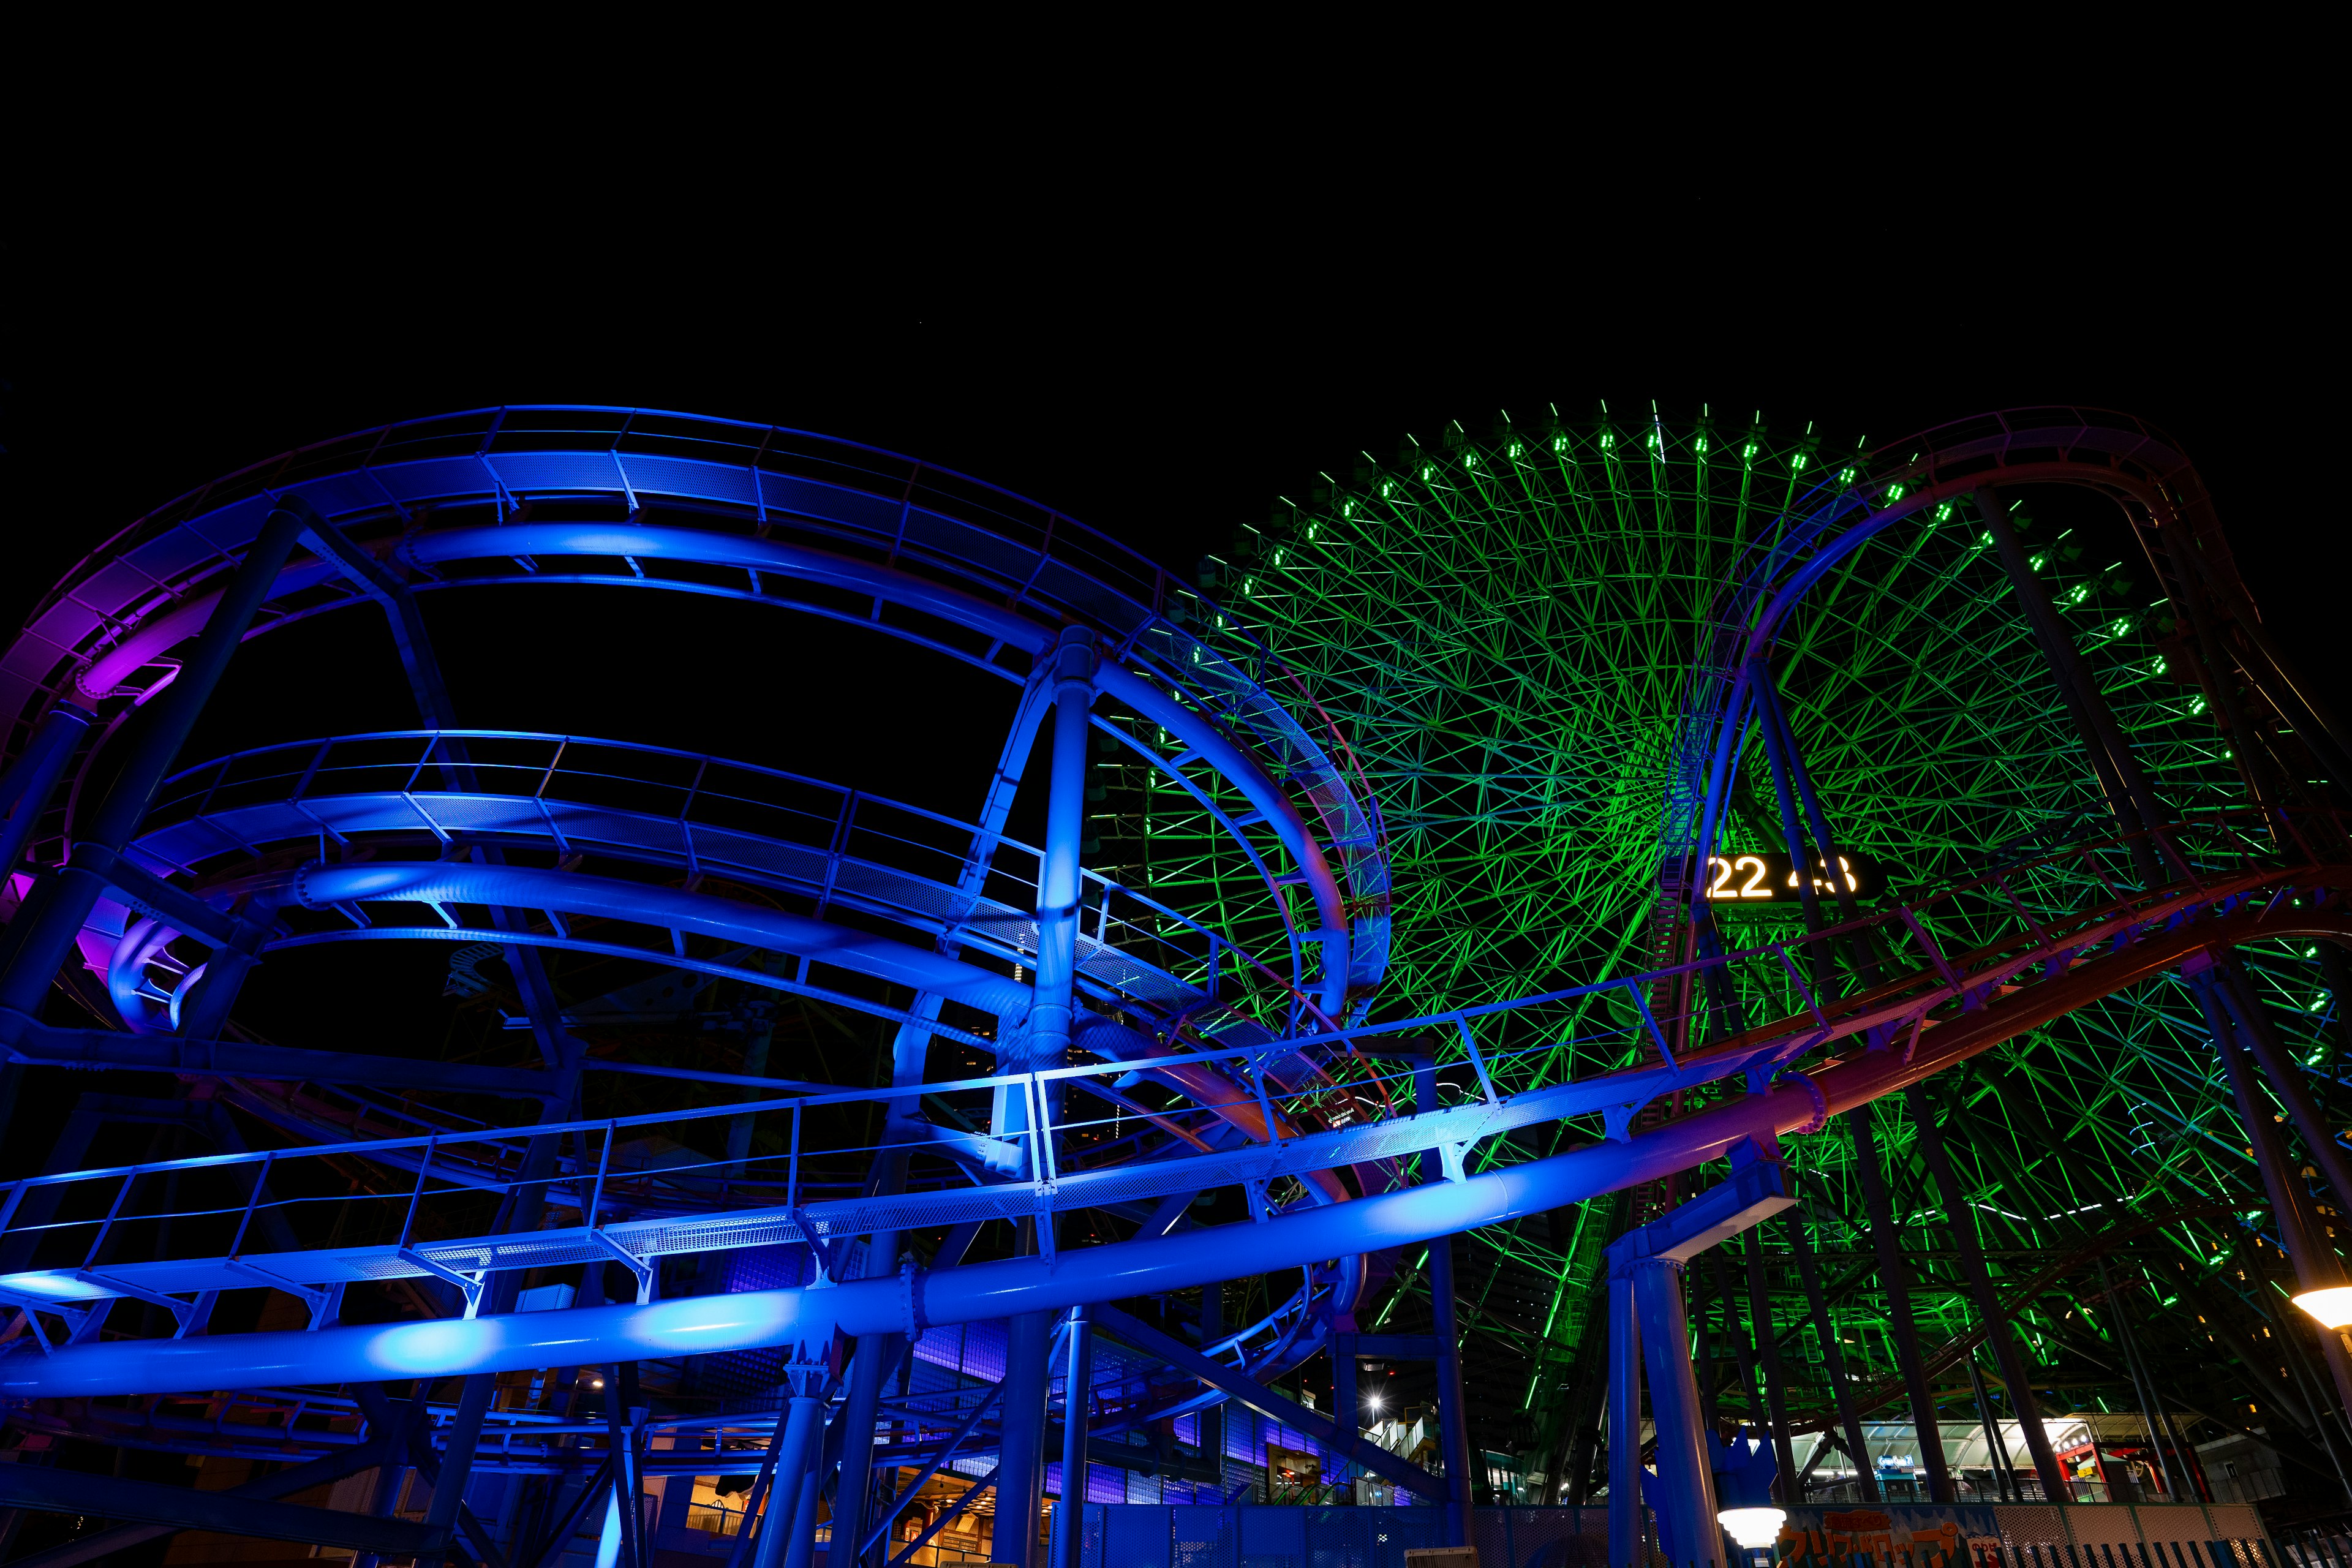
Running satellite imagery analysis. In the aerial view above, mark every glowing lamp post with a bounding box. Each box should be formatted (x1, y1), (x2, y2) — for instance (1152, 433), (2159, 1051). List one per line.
(2293, 1287), (2352, 1329)
(1719, 1507), (1787, 1556)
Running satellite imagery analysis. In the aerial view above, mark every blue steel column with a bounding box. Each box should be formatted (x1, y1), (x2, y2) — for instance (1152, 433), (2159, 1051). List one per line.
(782, 1419), (827, 1568)
(1056, 1306), (1093, 1568)
(0, 497), (311, 1138)
(998, 1306), (1050, 1568)
(998, 627), (1096, 1568)
(1330, 1329), (1358, 1482)
(831, 1279), (904, 1568)
(1631, 1258), (1719, 1568)
(1428, 1234), (1474, 1540)
(752, 1395), (823, 1568)
(1030, 624), (1098, 1071)
(1605, 1273), (1643, 1568)
(0, 702), (94, 880)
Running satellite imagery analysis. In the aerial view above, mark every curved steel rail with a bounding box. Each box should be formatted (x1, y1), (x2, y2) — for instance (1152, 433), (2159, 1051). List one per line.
(7, 805), (2343, 1394)
(0, 409), (1390, 1017)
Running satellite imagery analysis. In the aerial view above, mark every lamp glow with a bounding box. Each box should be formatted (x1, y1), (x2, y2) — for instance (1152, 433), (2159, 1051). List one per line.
(2293, 1287), (2352, 1329)
(1719, 1508), (1787, 1550)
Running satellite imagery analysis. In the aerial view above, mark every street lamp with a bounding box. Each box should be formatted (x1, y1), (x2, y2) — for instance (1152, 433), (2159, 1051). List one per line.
(1719, 1508), (1787, 1553)
(2293, 1287), (2352, 1329)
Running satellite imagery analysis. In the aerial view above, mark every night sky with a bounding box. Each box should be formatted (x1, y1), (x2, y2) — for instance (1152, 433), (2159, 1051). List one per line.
(7, 161), (2336, 702)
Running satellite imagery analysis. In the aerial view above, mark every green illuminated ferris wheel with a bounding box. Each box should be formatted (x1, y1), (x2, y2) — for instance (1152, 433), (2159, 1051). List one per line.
(1090, 403), (2337, 1455)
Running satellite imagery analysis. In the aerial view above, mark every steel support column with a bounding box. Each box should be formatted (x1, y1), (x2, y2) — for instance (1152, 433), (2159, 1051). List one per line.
(0, 496), (313, 1139)
(1429, 1232), (1474, 1536)
(1030, 624), (1098, 1072)
(1740, 1235), (1798, 1501)
(1632, 1257), (1719, 1568)
(996, 1294), (1050, 1568)
(1905, 1085), (2065, 1500)
(1784, 1215), (1877, 1502)
(2217, 959), (2352, 1221)
(1709, 1250), (1760, 1437)
(753, 1396), (823, 1568)
(1846, 1107), (1953, 1501)
(1977, 489), (2173, 880)
(1330, 1329), (1358, 1465)
(992, 628), (1095, 1568)
(1605, 1272), (1643, 1568)
(0, 702), (93, 881)
(782, 1427), (826, 1568)
(1057, 1306), (1093, 1568)
(2199, 968), (2352, 1420)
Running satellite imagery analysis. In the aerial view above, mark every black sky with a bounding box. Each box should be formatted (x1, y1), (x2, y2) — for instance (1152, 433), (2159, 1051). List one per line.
(6, 121), (2339, 709)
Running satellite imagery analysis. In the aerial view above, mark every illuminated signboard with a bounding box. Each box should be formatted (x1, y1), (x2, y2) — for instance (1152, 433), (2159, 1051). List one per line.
(1702, 850), (1885, 905)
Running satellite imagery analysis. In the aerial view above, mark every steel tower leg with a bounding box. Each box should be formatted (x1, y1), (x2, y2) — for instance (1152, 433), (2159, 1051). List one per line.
(1692, 1262), (1718, 1438)
(2216, 959), (2352, 1221)
(1057, 1306), (1093, 1568)
(1845, 1107), (1953, 1501)
(835, 1305), (917, 1568)
(0, 496), (312, 1140)
(996, 628), (1096, 1568)
(1604, 1273), (1643, 1568)
(997, 1294), (1051, 1568)
(1740, 1235), (1798, 1501)
(1330, 1329), (1358, 1468)
(1977, 489), (2174, 881)
(1199, 1283), (1224, 1490)
(0, 702), (93, 881)
(1429, 1232), (1474, 1540)
(752, 1396), (822, 1568)
(782, 1440), (824, 1568)
(1784, 1215), (1877, 1503)
(2199, 970), (2352, 1420)
(1708, 1251), (1760, 1436)
(1632, 1258), (1718, 1568)
(1904, 1086), (2066, 1500)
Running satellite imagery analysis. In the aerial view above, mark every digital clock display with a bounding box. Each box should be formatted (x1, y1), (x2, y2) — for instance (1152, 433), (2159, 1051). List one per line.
(1702, 850), (1885, 905)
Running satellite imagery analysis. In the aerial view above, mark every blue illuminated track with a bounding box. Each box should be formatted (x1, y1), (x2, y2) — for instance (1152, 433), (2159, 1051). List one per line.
(0, 405), (2342, 1562)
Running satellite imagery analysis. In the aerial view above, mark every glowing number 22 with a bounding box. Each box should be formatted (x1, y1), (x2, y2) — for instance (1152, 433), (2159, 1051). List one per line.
(1706, 855), (1773, 899)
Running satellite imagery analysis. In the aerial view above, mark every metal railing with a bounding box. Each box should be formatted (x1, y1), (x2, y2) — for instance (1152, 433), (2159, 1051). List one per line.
(4, 805), (2337, 1344)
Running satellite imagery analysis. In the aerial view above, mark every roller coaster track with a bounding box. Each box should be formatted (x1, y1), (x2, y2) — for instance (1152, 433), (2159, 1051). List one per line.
(5, 801), (2343, 1396)
(1, 403), (2345, 1544)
